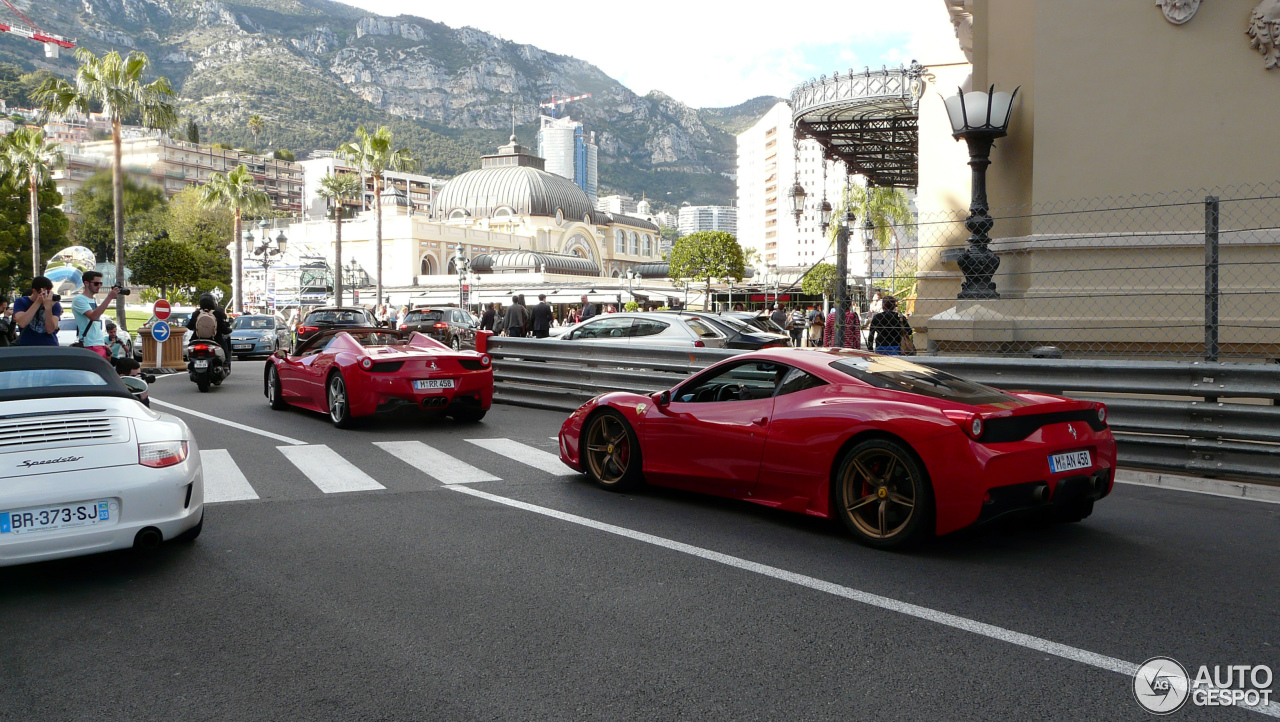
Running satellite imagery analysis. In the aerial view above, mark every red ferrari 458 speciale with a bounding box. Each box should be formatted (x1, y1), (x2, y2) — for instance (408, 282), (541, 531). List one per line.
(265, 328), (493, 427)
(558, 349), (1117, 548)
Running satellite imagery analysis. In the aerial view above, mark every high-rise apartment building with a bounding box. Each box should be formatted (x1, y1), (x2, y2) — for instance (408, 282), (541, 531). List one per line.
(537, 115), (598, 202)
(596, 194), (638, 215)
(60, 134), (304, 214)
(736, 102), (853, 272)
(677, 205), (737, 236)
(300, 155), (447, 220)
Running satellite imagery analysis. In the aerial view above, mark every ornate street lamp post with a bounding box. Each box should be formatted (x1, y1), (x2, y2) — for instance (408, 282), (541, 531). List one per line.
(942, 85), (1019, 299)
(243, 221), (288, 312)
(453, 245), (470, 309)
(863, 215), (875, 309)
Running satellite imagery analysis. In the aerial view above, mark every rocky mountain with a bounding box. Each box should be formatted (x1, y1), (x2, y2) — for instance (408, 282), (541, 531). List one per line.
(0, 0), (782, 206)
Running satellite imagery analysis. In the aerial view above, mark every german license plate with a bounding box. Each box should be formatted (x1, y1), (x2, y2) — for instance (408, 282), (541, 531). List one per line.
(414, 378), (455, 391)
(1049, 450), (1092, 473)
(193, 359), (209, 369)
(234, 344), (252, 350)
(1, 500), (111, 535)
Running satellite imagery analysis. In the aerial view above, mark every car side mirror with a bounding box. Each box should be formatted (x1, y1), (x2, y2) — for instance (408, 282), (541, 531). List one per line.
(655, 390), (670, 407)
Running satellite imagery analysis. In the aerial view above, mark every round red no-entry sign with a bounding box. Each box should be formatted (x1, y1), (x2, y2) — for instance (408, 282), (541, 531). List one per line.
(153, 299), (171, 321)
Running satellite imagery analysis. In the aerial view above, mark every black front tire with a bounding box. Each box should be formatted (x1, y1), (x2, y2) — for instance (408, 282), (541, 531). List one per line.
(266, 365), (288, 409)
(582, 410), (644, 492)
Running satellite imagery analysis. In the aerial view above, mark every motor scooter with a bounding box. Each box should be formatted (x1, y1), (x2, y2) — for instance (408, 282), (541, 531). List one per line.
(187, 338), (230, 392)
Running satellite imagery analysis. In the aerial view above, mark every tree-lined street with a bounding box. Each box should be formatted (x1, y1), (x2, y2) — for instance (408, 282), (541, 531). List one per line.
(1, 372), (1275, 720)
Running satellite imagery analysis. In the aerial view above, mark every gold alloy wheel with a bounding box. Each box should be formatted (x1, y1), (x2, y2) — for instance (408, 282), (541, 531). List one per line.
(584, 414), (631, 484)
(841, 447), (917, 540)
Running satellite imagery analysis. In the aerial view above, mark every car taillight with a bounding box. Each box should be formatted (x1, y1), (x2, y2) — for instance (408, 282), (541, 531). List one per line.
(139, 441), (188, 468)
(1096, 403), (1107, 423)
(944, 410), (985, 440)
(433, 322), (448, 329)
(298, 326), (318, 335)
(360, 357), (373, 370)
(479, 354), (491, 367)
(761, 341), (788, 348)
(694, 340), (705, 347)
(399, 324), (410, 330)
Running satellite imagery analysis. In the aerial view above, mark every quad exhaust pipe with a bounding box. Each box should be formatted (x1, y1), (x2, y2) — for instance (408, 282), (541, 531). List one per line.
(133, 527), (163, 550)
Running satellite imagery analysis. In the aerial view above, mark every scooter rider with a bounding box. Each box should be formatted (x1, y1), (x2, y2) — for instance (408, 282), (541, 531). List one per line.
(186, 293), (232, 370)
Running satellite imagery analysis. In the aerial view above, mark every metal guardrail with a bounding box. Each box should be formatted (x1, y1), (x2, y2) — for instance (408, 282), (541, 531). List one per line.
(485, 337), (1280, 484)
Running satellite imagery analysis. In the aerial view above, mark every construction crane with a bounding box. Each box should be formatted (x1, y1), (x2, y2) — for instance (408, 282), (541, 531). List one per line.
(0, 0), (75, 58)
(539, 93), (591, 119)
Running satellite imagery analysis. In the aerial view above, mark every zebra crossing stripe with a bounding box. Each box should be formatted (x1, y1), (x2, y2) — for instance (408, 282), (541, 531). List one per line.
(277, 445), (385, 493)
(466, 438), (579, 477)
(374, 441), (500, 485)
(200, 449), (259, 503)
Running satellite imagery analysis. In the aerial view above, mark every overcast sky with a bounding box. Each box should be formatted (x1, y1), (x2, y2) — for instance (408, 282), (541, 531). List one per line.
(332, 0), (966, 109)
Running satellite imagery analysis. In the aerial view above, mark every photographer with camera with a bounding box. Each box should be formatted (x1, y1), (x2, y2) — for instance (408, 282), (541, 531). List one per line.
(12, 276), (62, 346)
(73, 271), (125, 360)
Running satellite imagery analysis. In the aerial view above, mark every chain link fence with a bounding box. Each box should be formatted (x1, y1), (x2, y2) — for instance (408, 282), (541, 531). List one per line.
(890, 182), (1280, 360)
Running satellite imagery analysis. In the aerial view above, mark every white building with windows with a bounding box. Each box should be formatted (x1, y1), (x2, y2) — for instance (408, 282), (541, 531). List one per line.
(300, 155), (448, 221)
(596, 194), (638, 214)
(677, 205), (737, 237)
(537, 115), (599, 202)
(736, 101), (854, 272)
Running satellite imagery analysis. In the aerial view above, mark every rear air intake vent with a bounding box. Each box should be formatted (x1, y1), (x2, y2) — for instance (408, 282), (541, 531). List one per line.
(0, 416), (114, 450)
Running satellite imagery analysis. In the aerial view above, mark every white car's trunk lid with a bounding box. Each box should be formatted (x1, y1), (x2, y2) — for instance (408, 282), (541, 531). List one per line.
(0, 401), (138, 479)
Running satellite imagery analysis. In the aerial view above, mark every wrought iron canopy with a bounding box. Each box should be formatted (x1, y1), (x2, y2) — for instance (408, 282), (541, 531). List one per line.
(790, 63), (926, 189)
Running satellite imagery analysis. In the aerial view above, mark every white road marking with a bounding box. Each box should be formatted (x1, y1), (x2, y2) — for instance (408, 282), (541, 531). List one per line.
(152, 398), (307, 446)
(466, 438), (578, 477)
(199, 449), (259, 503)
(374, 441), (499, 485)
(277, 445), (385, 493)
(449, 485), (1280, 718)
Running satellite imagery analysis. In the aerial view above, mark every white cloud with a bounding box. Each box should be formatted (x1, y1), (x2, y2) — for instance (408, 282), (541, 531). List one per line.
(329, 0), (966, 108)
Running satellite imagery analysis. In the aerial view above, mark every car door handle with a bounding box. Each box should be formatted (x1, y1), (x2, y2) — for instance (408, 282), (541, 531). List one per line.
(753, 416), (768, 426)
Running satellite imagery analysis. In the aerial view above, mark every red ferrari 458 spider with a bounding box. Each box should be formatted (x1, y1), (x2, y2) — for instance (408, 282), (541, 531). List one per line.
(558, 349), (1117, 548)
(265, 328), (493, 427)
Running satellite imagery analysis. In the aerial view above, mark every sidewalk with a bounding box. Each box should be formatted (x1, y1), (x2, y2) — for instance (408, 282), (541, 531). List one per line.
(1116, 469), (1280, 504)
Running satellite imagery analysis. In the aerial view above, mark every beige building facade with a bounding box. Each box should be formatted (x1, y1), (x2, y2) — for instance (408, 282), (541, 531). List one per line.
(916, 0), (1280, 357)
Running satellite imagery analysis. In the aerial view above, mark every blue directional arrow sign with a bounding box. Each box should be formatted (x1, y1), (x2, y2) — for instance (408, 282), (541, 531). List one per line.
(152, 320), (171, 343)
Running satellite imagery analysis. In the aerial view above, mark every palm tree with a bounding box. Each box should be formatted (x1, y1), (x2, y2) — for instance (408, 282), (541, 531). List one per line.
(34, 48), (177, 330)
(247, 114), (264, 146)
(830, 184), (914, 294)
(0, 127), (63, 276)
(199, 165), (269, 314)
(337, 126), (416, 302)
(316, 171), (362, 307)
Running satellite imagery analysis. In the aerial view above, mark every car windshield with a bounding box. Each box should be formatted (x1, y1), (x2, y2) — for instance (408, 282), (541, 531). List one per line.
(306, 310), (363, 324)
(233, 317), (274, 329)
(829, 355), (1014, 405)
(0, 369), (108, 390)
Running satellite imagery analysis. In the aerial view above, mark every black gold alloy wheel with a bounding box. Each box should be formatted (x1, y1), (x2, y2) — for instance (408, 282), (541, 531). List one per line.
(835, 439), (933, 549)
(328, 374), (354, 428)
(583, 410), (643, 491)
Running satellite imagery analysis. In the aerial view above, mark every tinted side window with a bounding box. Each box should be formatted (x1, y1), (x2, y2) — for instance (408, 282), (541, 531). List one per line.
(677, 362), (786, 403)
(630, 319), (669, 338)
(573, 318), (632, 339)
(776, 367), (827, 397)
(683, 319), (720, 339)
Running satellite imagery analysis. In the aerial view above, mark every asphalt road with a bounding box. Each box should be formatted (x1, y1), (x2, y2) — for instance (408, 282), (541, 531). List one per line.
(2, 363), (1278, 721)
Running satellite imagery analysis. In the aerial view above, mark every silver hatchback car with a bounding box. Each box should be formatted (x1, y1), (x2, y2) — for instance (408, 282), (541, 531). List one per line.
(558, 312), (727, 348)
